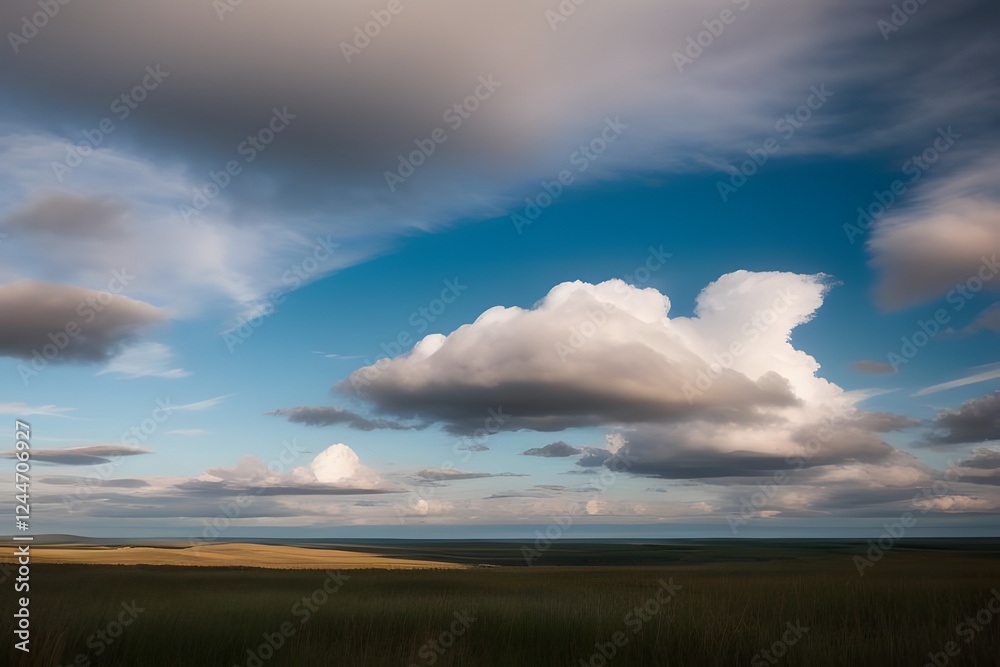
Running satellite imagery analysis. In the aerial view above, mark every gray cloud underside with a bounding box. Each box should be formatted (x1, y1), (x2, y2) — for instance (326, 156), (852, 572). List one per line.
(267, 406), (422, 431)
(39, 476), (150, 488)
(521, 441), (583, 458)
(2, 1), (995, 245)
(414, 469), (528, 482)
(4, 192), (127, 239)
(925, 391), (1000, 446)
(0, 281), (167, 361)
(2, 444), (150, 465)
(174, 479), (400, 497)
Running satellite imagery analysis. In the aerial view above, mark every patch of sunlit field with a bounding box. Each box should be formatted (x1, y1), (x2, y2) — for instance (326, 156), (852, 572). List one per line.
(2, 548), (999, 666)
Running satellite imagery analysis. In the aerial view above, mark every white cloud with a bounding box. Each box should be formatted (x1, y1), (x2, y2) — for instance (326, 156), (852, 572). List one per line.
(172, 394), (235, 412)
(0, 402), (75, 418)
(347, 272), (838, 434)
(289, 444), (384, 489)
(913, 363), (1000, 396)
(98, 342), (189, 379)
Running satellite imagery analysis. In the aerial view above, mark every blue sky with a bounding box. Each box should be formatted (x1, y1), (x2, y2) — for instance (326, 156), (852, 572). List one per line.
(1, 0), (999, 538)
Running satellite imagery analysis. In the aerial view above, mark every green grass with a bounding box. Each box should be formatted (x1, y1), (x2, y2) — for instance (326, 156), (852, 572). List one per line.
(3, 543), (1000, 666)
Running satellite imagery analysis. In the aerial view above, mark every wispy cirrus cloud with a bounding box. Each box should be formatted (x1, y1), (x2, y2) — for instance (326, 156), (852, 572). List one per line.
(0, 402), (75, 418)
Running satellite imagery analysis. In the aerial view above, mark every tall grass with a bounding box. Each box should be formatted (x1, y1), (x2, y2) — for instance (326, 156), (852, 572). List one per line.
(2, 549), (998, 666)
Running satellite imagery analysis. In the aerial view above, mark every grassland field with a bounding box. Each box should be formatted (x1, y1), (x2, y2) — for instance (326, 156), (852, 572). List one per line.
(1, 539), (998, 666)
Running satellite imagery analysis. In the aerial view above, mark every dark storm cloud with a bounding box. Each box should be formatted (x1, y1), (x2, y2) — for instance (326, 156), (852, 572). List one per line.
(612, 415), (902, 481)
(945, 449), (1000, 486)
(955, 449), (1000, 470)
(266, 406), (422, 431)
(925, 391), (1000, 446)
(0, 281), (167, 362)
(521, 442), (583, 458)
(577, 449), (614, 468)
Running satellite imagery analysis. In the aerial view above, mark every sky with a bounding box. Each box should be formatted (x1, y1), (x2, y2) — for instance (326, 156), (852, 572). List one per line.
(1, 0), (999, 539)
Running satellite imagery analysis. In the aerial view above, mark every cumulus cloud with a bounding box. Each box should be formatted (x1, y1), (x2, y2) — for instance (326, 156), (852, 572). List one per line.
(267, 406), (421, 431)
(345, 272), (833, 434)
(912, 495), (999, 513)
(925, 391), (1000, 446)
(0, 280), (168, 362)
(179, 443), (394, 495)
(344, 272), (934, 490)
(2, 444), (150, 466)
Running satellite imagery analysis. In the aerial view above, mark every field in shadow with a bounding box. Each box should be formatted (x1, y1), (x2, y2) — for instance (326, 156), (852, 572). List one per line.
(2, 540), (999, 666)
